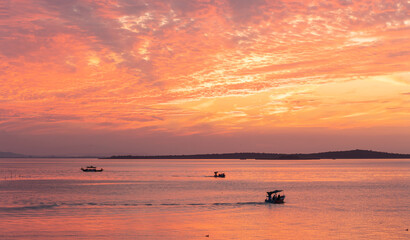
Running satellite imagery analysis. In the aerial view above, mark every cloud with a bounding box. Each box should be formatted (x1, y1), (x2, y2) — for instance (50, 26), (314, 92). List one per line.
(0, 0), (409, 141)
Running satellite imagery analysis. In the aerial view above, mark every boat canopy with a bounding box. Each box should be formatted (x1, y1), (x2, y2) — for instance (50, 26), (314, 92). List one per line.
(267, 190), (283, 194)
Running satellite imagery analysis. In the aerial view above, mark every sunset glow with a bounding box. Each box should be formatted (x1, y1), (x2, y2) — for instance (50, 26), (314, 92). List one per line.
(1, 0), (409, 155)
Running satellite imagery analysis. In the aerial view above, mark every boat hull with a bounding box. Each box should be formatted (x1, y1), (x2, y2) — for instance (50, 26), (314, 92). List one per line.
(265, 197), (285, 204)
(81, 168), (103, 172)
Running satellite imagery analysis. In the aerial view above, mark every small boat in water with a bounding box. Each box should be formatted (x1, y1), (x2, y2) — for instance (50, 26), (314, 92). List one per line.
(265, 190), (285, 204)
(214, 171), (225, 178)
(81, 166), (103, 172)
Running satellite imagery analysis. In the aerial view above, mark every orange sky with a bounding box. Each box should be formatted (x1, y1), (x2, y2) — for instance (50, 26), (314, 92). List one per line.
(0, 0), (409, 155)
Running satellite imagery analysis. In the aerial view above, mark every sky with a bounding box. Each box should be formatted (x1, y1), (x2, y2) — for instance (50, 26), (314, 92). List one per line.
(0, 0), (409, 156)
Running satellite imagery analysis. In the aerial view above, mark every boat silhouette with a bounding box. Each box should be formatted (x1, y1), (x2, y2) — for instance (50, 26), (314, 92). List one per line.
(265, 190), (285, 204)
(214, 171), (225, 178)
(81, 166), (103, 172)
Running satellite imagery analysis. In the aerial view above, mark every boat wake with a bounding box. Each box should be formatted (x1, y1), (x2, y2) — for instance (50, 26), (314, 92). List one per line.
(0, 201), (268, 211)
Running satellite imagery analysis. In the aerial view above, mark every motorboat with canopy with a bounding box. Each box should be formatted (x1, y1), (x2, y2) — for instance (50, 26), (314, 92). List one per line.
(265, 190), (285, 204)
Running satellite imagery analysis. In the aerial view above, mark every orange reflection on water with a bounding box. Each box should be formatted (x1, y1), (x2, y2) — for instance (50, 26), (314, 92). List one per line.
(4, 203), (408, 240)
(1, 158), (409, 239)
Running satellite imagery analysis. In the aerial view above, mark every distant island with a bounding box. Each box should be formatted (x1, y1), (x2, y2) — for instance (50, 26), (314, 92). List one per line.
(105, 149), (410, 160)
(0, 151), (99, 158)
(0, 151), (28, 158)
(2, 149), (410, 159)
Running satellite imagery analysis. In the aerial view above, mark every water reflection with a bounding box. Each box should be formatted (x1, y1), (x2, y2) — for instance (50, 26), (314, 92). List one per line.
(0, 158), (409, 239)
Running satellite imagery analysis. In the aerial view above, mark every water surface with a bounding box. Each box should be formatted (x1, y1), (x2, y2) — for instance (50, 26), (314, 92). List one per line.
(0, 158), (409, 239)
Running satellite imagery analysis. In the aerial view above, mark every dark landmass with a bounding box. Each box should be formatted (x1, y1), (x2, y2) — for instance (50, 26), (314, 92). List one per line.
(2, 149), (410, 160)
(0, 151), (99, 158)
(106, 149), (410, 160)
(31, 155), (102, 159)
(0, 151), (28, 158)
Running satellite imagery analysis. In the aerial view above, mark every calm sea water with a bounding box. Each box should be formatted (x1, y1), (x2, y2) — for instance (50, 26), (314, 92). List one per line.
(0, 158), (409, 239)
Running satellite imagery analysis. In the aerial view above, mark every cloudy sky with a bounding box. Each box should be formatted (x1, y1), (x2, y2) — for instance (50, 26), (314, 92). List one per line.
(0, 0), (409, 156)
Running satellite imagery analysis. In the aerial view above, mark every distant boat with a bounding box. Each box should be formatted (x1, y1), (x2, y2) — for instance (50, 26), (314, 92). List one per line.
(214, 171), (225, 178)
(265, 190), (285, 204)
(81, 166), (103, 172)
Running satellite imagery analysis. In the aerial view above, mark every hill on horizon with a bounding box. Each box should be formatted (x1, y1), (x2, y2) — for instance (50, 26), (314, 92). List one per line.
(2, 149), (410, 159)
(0, 151), (99, 158)
(0, 151), (28, 158)
(107, 149), (410, 159)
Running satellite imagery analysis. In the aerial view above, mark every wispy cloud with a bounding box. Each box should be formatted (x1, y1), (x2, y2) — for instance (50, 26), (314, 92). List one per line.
(0, 0), (409, 136)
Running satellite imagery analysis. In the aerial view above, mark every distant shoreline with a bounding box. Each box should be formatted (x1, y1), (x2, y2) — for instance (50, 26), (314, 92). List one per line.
(2, 149), (410, 160)
(103, 149), (410, 160)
